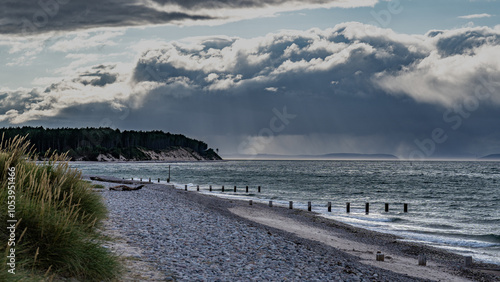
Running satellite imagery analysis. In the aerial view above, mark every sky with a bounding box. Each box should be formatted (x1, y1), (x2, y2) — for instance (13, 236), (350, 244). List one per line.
(0, 0), (500, 159)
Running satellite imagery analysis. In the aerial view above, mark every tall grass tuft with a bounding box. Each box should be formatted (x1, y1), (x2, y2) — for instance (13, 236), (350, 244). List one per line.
(0, 135), (120, 281)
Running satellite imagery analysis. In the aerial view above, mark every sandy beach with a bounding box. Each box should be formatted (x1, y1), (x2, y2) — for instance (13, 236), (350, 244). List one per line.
(89, 177), (500, 281)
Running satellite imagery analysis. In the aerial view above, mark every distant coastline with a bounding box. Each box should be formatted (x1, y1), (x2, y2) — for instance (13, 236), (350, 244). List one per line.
(480, 154), (500, 160)
(224, 153), (399, 160)
(92, 147), (221, 162)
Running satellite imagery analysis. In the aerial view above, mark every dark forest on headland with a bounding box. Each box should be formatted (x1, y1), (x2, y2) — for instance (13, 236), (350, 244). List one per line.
(0, 127), (221, 161)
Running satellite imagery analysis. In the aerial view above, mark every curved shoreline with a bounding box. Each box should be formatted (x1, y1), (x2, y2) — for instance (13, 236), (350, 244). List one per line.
(90, 176), (500, 281)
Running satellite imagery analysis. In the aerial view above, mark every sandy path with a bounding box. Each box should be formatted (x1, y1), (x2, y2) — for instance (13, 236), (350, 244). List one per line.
(230, 206), (472, 282)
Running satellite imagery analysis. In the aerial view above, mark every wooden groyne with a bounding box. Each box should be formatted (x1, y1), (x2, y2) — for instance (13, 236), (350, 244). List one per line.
(124, 178), (409, 213)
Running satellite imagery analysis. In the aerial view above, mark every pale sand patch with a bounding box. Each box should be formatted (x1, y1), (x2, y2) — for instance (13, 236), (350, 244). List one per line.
(100, 220), (167, 281)
(229, 206), (472, 282)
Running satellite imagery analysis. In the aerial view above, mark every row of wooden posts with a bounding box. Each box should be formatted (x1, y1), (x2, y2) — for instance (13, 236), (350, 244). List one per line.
(261, 200), (408, 214)
(378, 252), (473, 268)
(183, 184), (262, 193)
(132, 178), (409, 213)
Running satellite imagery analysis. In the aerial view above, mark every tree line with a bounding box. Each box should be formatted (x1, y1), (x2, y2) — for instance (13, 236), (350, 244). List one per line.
(0, 127), (221, 161)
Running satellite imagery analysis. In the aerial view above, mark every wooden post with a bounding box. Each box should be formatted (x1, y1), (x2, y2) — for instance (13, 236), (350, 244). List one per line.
(131, 177), (134, 181)
(197, 185), (199, 191)
(404, 203), (408, 213)
(140, 178), (142, 182)
(269, 201), (273, 207)
(234, 186), (237, 192)
(464, 256), (473, 267)
(365, 203), (370, 214)
(376, 252), (385, 262)
(249, 200), (253, 205)
(185, 185), (187, 191)
(246, 186), (249, 193)
(149, 178), (151, 183)
(418, 254), (427, 266)
(258, 186), (261, 193)
(209, 185), (212, 192)
(346, 202), (350, 213)
(168, 165), (170, 183)
(222, 185), (224, 192)
(158, 178), (160, 183)
(328, 202), (332, 212)
(308, 202), (312, 211)
(385, 203), (389, 212)
(289, 201), (293, 209)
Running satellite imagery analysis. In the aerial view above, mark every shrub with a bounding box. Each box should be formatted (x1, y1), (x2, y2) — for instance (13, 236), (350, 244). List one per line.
(0, 135), (120, 281)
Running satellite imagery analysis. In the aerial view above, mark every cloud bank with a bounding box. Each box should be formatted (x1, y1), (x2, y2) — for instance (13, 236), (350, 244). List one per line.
(2, 23), (500, 157)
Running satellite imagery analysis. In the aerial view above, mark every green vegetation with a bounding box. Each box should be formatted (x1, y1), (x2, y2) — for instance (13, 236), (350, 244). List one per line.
(0, 135), (120, 281)
(0, 127), (222, 161)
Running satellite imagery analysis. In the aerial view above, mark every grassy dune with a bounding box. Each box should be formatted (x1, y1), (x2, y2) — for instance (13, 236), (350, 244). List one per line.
(0, 135), (120, 281)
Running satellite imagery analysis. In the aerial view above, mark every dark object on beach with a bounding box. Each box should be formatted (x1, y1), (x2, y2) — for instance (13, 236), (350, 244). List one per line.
(385, 203), (389, 212)
(110, 185), (145, 191)
(234, 186), (237, 192)
(366, 203), (370, 214)
(328, 202), (332, 212)
(308, 202), (312, 211)
(246, 186), (249, 193)
(404, 203), (408, 213)
(249, 200), (253, 205)
(464, 256), (473, 267)
(289, 201), (293, 209)
(269, 201), (273, 207)
(90, 176), (134, 184)
(418, 254), (427, 266)
(258, 186), (261, 193)
(376, 251), (385, 262)
(222, 185), (225, 192)
(346, 202), (351, 213)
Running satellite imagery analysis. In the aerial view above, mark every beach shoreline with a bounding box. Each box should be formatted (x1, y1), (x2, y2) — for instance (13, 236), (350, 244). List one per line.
(89, 176), (500, 281)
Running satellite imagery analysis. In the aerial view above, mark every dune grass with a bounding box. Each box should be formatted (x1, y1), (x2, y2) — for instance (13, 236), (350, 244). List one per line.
(0, 135), (121, 281)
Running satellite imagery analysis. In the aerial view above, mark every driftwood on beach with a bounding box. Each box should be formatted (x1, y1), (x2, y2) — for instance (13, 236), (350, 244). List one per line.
(90, 176), (135, 184)
(110, 185), (145, 191)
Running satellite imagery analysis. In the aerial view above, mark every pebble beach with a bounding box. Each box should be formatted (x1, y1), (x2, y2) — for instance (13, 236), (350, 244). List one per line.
(91, 178), (500, 281)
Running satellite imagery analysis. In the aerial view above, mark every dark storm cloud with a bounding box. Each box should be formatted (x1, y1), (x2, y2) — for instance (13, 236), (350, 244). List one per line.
(126, 23), (500, 157)
(0, 0), (213, 35)
(0, 0), (374, 35)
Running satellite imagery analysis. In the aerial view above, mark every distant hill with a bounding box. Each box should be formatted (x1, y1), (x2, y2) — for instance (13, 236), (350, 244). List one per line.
(314, 153), (398, 160)
(0, 127), (222, 161)
(480, 154), (500, 160)
(225, 153), (398, 160)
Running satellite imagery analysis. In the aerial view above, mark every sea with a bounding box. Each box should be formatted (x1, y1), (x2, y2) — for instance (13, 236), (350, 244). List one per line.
(70, 160), (500, 265)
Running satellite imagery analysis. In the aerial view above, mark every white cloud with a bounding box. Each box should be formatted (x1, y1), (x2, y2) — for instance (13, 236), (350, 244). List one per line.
(265, 87), (278, 92)
(49, 31), (125, 52)
(459, 13), (494, 19)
